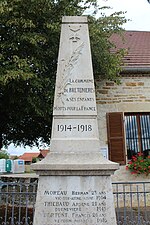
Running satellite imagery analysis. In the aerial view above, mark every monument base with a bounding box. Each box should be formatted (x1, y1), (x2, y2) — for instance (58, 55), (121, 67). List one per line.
(32, 152), (118, 225)
(32, 152), (118, 224)
(33, 174), (117, 225)
(32, 152), (118, 175)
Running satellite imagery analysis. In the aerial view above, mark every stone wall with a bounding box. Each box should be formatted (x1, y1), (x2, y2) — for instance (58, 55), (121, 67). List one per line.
(96, 75), (150, 147)
(96, 75), (150, 180)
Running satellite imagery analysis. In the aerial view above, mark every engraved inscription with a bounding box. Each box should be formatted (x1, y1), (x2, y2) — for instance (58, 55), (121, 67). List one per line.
(42, 189), (108, 225)
(52, 119), (99, 139)
(57, 124), (92, 132)
(68, 79), (93, 83)
(53, 106), (96, 112)
(69, 25), (81, 43)
(66, 97), (94, 102)
(54, 75), (97, 115)
(64, 87), (94, 93)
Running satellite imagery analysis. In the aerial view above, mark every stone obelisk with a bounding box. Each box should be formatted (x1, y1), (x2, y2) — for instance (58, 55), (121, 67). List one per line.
(32, 16), (119, 225)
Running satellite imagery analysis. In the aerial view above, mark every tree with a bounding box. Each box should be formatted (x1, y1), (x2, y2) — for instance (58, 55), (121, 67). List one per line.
(0, 150), (9, 159)
(32, 157), (38, 163)
(0, 0), (127, 148)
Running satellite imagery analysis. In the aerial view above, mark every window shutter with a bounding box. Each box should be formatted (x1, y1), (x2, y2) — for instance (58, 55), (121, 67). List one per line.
(107, 112), (126, 165)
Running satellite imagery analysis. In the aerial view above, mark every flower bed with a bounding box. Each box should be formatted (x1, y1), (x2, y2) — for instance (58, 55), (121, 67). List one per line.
(126, 153), (150, 175)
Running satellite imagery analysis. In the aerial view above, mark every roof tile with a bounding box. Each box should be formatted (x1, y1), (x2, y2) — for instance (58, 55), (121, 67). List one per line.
(110, 31), (150, 69)
(19, 153), (40, 162)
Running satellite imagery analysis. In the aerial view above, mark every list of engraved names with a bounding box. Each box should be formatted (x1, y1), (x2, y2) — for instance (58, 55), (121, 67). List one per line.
(42, 189), (107, 225)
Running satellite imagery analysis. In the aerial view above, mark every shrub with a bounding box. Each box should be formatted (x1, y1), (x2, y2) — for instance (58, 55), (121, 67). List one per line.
(32, 157), (38, 163)
(126, 153), (150, 175)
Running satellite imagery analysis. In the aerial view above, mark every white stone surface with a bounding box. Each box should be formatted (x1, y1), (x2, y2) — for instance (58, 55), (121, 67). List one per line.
(32, 16), (118, 225)
(32, 16), (118, 170)
(33, 176), (117, 225)
(50, 117), (101, 153)
(32, 152), (118, 175)
(52, 118), (99, 139)
(53, 16), (97, 116)
(32, 16), (119, 170)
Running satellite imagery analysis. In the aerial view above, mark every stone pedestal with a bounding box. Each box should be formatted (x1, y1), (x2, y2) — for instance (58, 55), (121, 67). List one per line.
(33, 175), (116, 225)
(32, 16), (119, 225)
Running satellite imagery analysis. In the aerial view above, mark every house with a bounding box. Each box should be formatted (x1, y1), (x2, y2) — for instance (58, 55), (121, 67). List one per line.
(96, 31), (150, 165)
(19, 149), (50, 165)
(39, 149), (50, 158)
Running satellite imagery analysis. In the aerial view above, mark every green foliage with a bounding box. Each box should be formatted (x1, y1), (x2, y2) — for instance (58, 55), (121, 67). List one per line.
(0, 150), (9, 159)
(0, 0), (127, 147)
(89, 9), (127, 81)
(126, 153), (150, 176)
(32, 157), (38, 163)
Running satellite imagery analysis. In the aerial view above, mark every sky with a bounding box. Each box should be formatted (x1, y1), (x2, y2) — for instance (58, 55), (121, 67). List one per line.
(6, 144), (40, 156)
(97, 0), (150, 31)
(6, 0), (150, 156)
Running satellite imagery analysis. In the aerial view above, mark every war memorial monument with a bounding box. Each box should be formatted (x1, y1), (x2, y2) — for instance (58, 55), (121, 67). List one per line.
(32, 16), (119, 225)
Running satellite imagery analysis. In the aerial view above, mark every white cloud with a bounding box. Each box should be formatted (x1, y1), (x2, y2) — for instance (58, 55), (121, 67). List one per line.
(98, 0), (150, 31)
(6, 144), (40, 156)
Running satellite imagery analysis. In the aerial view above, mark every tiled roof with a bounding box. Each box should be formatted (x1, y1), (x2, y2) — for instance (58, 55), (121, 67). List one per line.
(110, 31), (150, 70)
(19, 152), (40, 162)
(18, 149), (50, 162)
(39, 149), (50, 157)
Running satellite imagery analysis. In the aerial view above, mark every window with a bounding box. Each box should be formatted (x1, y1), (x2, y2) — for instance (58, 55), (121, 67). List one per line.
(125, 113), (150, 159)
(107, 112), (150, 164)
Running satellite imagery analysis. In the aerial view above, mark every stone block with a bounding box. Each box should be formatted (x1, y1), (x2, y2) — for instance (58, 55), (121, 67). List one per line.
(125, 82), (137, 86)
